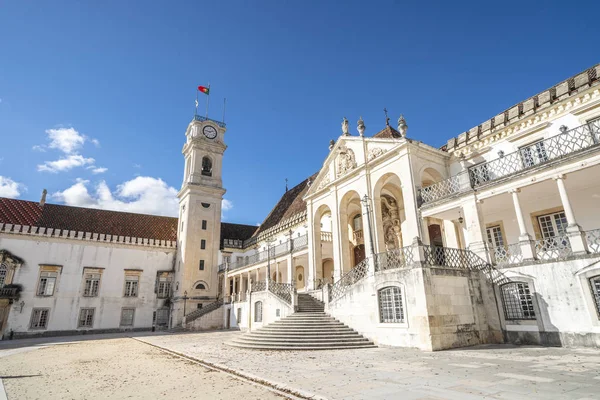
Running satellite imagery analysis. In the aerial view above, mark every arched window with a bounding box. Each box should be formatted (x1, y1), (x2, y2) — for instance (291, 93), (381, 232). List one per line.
(589, 275), (600, 317)
(0, 263), (7, 287)
(378, 286), (404, 323)
(201, 156), (213, 177)
(352, 214), (362, 231)
(195, 281), (208, 290)
(500, 282), (536, 320)
(254, 301), (263, 322)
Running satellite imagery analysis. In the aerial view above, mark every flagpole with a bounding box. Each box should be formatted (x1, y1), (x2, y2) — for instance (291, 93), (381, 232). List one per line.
(205, 83), (210, 118)
(195, 89), (199, 117)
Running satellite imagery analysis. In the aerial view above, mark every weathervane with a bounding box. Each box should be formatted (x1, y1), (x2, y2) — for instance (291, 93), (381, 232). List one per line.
(384, 108), (390, 126)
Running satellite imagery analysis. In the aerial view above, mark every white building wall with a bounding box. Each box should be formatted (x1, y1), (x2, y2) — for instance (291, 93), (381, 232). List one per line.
(1, 234), (175, 338)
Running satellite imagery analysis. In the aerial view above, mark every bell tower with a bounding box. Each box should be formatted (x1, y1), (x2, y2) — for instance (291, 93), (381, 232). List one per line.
(174, 115), (227, 325)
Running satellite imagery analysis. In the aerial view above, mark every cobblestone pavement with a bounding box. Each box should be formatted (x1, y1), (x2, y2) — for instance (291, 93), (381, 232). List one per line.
(136, 330), (600, 400)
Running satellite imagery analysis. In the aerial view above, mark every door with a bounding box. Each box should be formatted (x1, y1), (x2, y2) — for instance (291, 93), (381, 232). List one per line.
(428, 224), (446, 266)
(353, 244), (365, 267)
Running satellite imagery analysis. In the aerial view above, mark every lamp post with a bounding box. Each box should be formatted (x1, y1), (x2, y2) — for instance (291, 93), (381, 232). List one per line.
(183, 290), (188, 317)
(361, 194), (376, 256)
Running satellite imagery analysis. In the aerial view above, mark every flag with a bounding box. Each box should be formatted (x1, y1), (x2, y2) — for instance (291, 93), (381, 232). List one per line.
(195, 99), (199, 108)
(198, 85), (210, 95)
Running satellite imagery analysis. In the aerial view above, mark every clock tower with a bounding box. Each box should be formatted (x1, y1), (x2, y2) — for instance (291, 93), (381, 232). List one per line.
(173, 116), (227, 326)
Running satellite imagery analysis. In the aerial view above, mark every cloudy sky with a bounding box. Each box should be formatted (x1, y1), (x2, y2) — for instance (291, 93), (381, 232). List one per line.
(1, 1), (599, 223)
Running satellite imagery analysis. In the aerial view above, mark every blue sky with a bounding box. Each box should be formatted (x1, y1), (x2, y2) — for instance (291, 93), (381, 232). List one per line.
(1, 0), (599, 225)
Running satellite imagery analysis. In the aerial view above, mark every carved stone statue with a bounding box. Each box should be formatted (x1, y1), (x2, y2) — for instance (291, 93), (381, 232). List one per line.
(357, 116), (365, 136)
(397, 115), (408, 137)
(381, 194), (402, 250)
(342, 117), (349, 136)
(336, 145), (357, 177)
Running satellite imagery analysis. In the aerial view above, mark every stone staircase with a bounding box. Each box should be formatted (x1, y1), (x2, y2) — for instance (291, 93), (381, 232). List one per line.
(228, 293), (376, 350)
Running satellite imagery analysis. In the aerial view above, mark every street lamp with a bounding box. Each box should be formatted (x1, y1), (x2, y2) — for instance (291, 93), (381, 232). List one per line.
(183, 290), (188, 317)
(361, 194), (376, 256)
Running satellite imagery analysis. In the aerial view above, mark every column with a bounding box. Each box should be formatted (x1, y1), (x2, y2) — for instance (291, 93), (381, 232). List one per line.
(276, 261), (280, 283)
(510, 188), (536, 260)
(461, 195), (492, 263)
(287, 254), (293, 285)
(362, 195), (376, 258)
(398, 158), (422, 245)
(222, 266), (229, 302)
(306, 200), (317, 290)
(554, 175), (588, 254)
(331, 195), (343, 281)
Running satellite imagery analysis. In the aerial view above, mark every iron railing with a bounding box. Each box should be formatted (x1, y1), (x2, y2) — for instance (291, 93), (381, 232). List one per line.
(268, 278), (294, 304)
(534, 235), (572, 260)
(251, 280), (267, 292)
(586, 229), (600, 254)
(293, 234), (308, 249)
(420, 120), (600, 205)
(329, 258), (370, 302)
(184, 299), (223, 324)
(0, 286), (20, 299)
(222, 235), (309, 273)
(492, 243), (523, 266)
(423, 245), (487, 269)
(194, 115), (226, 128)
(373, 247), (414, 272)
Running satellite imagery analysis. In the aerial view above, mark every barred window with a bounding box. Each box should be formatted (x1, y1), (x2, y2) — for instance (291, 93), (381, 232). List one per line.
(378, 286), (404, 323)
(83, 273), (101, 297)
(0, 263), (7, 287)
(78, 308), (95, 328)
(237, 307), (242, 324)
(37, 271), (57, 296)
(124, 276), (139, 297)
(120, 308), (135, 326)
(30, 308), (49, 329)
(590, 276), (600, 318)
(501, 282), (536, 320)
(254, 301), (262, 322)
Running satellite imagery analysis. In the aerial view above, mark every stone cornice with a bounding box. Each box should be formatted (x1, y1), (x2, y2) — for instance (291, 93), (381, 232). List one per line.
(0, 223), (177, 250)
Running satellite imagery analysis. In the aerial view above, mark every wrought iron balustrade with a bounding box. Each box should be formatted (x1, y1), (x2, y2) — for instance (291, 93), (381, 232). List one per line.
(218, 263), (226, 272)
(420, 120), (600, 205)
(585, 229), (600, 254)
(492, 243), (523, 266)
(320, 231), (333, 242)
(268, 278), (294, 304)
(0, 286), (20, 299)
(193, 114), (226, 128)
(293, 234), (308, 249)
(251, 280), (267, 292)
(534, 234), (572, 260)
(423, 245), (487, 269)
(184, 299), (223, 324)
(329, 258), (370, 302)
(373, 247), (414, 272)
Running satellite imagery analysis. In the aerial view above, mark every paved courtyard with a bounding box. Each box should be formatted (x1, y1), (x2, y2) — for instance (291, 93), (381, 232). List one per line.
(1, 331), (600, 400)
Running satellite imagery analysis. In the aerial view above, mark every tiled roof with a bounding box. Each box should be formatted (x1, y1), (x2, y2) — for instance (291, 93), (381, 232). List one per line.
(373, 125), (403, 139)
(220, 222), (257, 247)
(0, 197), (178, 241)
(254, 173), (317, 236)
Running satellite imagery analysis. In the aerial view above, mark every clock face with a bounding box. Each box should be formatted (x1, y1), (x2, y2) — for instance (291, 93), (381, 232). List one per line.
(203, 125), (218, 139)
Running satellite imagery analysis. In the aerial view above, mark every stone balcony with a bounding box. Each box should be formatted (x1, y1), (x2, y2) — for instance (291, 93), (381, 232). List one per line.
(420, 120), (600, 206)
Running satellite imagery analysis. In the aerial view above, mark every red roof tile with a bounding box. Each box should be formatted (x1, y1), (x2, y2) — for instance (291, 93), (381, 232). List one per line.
(373, 126), (403, 139)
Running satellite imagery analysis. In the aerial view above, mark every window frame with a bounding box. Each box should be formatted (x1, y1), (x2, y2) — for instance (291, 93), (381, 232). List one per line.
(537, 211), (568, 239)
(500, 282), (536, 321)
(486, 225), (505, 248)
(254, 301), (263, 323)
(156, 275), (172, 299)
(202, 220), (207, 230)
(123, 275), (139, 297)
(377, 286), (405, 324)
(83, 273), (101, 297)
(236, 307), (242, 324)
(120, 307), (136, 327)
(199, 260), (205, 271)
(589, 275), (600, 319)
(37, 271), (58, 297)
(201, 239), (206, 250)
(0, 263), (7, 287)
(78, 307), (95, 328)
(30, 308), (50, 329)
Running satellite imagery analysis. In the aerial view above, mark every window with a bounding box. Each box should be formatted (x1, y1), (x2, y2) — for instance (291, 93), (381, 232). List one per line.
(520, 140), (548, 168)
(501, 282), (536, 320)
(0, 263), (7, 287)
(195, 282), (206, 290)
(590, 276), (600, 318)
(154, 308), (169, 327)
(201, 156), (212, 176)
(120, 308), (135, 326)
(237, 308), (242, 323)
(197, 303), (203, 309)
(254, 301), (263, 322)
(486, 225), (505, 248)
(236, 256), (243, 267)
(202, 220), (207, 230)
(201, 239), (206, 250)
(201, 202), (210, 208)
(352, 214), (362, 231)
(537, 211), (568, 239)
(124, 275), (139, 297)
(78, 308), (95, 328)
(30, 308), (49, 329)
(156, 274), (172, 298)
(378, 286), (404, 323)
(83, 273), (101, 297)
(199, 260), (205, 270)
(37, 271), (57, 296)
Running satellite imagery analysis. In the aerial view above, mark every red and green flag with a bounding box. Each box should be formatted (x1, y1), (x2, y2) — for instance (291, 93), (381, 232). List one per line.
(198, 85), (210, 95)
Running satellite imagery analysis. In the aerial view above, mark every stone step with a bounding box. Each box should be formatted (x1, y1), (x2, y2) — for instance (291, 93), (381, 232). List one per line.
(233, 337), (371, 345)
(247, 333), (362, 340)
(230, 340), (375, 348)
(227, 342), (377, 351)
(258, 327), (356, 333)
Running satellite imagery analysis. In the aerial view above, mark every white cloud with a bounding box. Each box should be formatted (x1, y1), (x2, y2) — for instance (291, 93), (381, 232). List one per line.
(32, 145), (46, 152)
(91, 138), (100, 147)
(38, 155), (95, 173)
(52, 176), (178, 217)
(222, 199), (233, 211)
(0, 176), (24, 198)
(91, 167), (107, 174)
(46, 127), (86, 154)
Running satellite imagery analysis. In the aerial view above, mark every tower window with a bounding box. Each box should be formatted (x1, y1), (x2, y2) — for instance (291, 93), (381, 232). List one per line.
(201, 157), (213, 177)
(199, 260), (205, 270)
(201, 239), (206, 250)
(202, 220), (207, 230)
(202, 203), (210, 208)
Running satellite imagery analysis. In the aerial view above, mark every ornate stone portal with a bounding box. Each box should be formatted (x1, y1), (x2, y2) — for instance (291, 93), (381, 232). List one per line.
(381, 195), (402, 250)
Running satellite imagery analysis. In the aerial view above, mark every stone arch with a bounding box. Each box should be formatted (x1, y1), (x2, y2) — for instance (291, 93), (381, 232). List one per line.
(421, 166), (444, 187)
(372, 173), (405, 253)
(339, 190), (363, 272)
(193, 280), (209, 291)
(201, 155), (213, 177)
(313, 203), (334, 285)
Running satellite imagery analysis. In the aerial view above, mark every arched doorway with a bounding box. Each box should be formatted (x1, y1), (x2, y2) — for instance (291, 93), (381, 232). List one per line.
(372, 173), (405, 253)
(295, 265), (305, 290)
(353, 244), (366, 266)
(339, 190), (363, 274)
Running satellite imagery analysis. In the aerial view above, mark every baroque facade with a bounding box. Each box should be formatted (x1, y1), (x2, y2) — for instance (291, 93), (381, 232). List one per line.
(2, 64), (600, 350)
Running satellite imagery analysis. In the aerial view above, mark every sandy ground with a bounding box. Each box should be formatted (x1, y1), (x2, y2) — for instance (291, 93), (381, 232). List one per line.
(0, 337), (285, 400)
